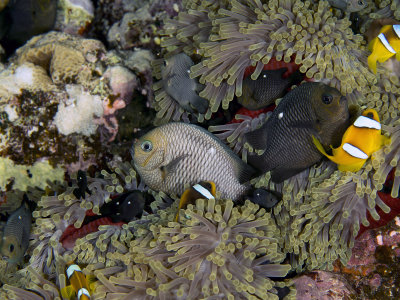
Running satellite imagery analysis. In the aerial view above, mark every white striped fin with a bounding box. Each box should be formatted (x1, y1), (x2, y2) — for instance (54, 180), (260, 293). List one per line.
(77, 288), (90, 299)
(193, 184), (215, 200)
(66, 264), (82, 279)
(378, 33), (396, 54)
(393, 25), (400, 39)
(353, 116), (381, 130)
(343, 143), (368, 159)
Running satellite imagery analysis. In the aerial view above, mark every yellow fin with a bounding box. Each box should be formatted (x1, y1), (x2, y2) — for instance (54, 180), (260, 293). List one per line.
(311, 135), (331, 158)
(367, 53), (378, 74)
(61, 285), (75, 300)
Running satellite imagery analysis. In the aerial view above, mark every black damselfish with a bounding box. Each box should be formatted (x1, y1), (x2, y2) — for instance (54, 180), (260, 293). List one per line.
(244, 82), (349, 183)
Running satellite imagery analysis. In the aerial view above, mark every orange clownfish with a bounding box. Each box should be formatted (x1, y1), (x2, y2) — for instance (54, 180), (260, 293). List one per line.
(368, 24), (400, 74)
(175, 181), (216, 222)
(61, 263), (94, 300)
(312, 109), (390, 172)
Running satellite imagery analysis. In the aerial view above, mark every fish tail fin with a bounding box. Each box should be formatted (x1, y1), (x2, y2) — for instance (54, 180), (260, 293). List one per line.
(191, 95), (209, 114)
(61, 285), (76, 300)
(288, 68), (304, 86)
(367, 53), (378, 74)
(22, 194), (37, 212)
(311, 135), (332, 158)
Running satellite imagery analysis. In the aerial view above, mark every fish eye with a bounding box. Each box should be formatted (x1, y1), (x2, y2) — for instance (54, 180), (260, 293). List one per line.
(141, 140), (153, 152)
(358, 0), (364, 5)
(322, 94), (333, 104)
(366, 112), (374, 119)
(9, 244), (14, 253)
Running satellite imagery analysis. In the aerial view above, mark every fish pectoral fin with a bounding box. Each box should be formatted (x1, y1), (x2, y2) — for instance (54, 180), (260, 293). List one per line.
(61, 285), (75, 299)
(311, 135), (332, 158)
(396, 52), (400, 61)
(160, 155), (189, 181)
(244, 127), (268, 151)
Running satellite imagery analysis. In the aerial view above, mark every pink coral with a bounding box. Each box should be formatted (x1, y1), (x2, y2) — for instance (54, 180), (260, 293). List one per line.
(94, 98), (126, 142)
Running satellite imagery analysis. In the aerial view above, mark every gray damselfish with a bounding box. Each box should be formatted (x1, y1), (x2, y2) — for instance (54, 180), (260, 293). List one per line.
(161, 53), (209, 114)
(131, 122), (255, 200)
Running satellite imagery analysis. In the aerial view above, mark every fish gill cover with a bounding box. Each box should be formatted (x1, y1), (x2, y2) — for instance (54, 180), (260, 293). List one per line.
(0, 0), (400, 299)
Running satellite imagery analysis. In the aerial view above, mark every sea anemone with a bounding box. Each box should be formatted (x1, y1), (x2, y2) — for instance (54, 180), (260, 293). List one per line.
(151, 0), (231, 124)
(29, 161), (148, 274)
(91, 197), (294, 299)
(249, 117), (398, 271)
(0, 266), (61, 300)
(187, 0), (374, 118)
(209, 111), (270, 160)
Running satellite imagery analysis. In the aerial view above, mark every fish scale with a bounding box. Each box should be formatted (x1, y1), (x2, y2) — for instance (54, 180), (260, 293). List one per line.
(132, 123), (254, 200)
(245, 82), (349, 183)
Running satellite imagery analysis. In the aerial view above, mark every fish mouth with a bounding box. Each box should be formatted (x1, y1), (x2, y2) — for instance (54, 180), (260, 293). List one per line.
(143, 148), (157, 167)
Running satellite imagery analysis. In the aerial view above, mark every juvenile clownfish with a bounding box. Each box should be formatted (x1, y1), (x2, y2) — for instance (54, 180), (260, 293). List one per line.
(175, 181), (216, 222)
(312, 109), (390, 172)
(367, 24), (400, 74)
(61, 262), (94, 300)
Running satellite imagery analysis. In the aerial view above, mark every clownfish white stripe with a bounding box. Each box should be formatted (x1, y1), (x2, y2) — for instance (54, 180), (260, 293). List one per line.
(77, 288), (90, 299)
(393, 25), (400, 39)
(343, 143), (368, 159)
(66, 264), (82, 279)
(378, 33), (396, 54)
(193, 184), (215, 200)
(353, 116), (381, 130)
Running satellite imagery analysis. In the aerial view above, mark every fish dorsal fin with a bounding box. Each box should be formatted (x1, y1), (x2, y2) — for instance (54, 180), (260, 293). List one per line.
(160, 155), (188, 181)
(273, 67), (288, 77)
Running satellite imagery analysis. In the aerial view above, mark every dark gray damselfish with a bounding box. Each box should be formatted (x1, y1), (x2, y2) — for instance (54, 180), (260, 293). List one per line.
(244, 82), (349, 183)
(238, 68), (303, 110)
(162, 53), (209, 114)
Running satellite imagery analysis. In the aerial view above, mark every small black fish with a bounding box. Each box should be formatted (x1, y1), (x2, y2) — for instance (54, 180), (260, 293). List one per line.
(248, 188), (281, 210)
(100, 190), (148, 223)
(73, 170), (91, 200)
(238, 68), (303, 110)
(245, 82), (349, 183)
(350, 12), (362, 35)
(161, 53), (209, 114)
